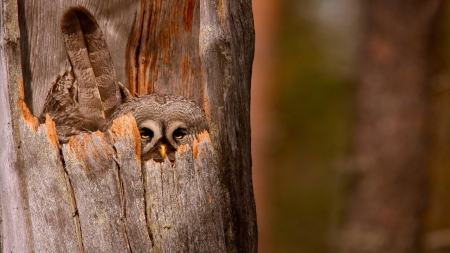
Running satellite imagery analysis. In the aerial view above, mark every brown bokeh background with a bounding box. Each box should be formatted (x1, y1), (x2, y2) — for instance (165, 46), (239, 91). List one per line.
(251, 1), (450, 252)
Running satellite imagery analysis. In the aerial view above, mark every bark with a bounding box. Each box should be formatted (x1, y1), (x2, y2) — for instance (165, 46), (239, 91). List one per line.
(340, 1), (441, 253)
(1, 0), (256, 252)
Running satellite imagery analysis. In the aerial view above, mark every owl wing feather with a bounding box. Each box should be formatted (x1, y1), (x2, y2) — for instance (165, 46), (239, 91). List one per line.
(42, 6), (128, 143)
(61, 6), (123, 122)
(60, 7), (105, 126)
(66, 7), (122, 119)
(41, 70), (100, 143)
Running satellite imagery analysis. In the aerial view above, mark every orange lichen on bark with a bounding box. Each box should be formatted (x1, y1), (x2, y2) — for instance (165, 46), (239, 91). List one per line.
(44, 115), (61, 154)
(197, 130), (211, 143)
(84, 131), (110, 158)
(66, 136), (86, 169)
(67, 134), (91, 161)
(17, 79), (38, 131)
(193, 130), (211, 159)
(177, 144), (188, 153)
(109, 114), (141, 162)
(193, 139), (199, 158)
(66, 131), (112, 174)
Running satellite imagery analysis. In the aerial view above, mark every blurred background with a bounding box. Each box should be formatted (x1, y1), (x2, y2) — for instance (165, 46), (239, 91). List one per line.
(250, 1), (450, 252)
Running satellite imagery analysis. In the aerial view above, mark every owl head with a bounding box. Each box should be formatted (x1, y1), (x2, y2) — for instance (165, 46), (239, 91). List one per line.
(108, 94), (209, 162)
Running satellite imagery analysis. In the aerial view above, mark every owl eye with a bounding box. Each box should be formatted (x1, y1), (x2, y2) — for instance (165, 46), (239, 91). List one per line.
(139, 128), (154, 140)
(173, 128), (187, 140)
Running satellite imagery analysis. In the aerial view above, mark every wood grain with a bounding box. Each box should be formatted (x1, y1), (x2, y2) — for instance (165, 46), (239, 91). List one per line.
(144, 137), (226, 252)
(199, 1), (257, 251)
(62, 132), (128, 252)
(19, 0), (139, 116)
(109, 115), (153, 252)
(20, 116), (79, 252)
(126, 0), (202, 104)
(1, 0), (35, 251)
(2, 0), (256, 251)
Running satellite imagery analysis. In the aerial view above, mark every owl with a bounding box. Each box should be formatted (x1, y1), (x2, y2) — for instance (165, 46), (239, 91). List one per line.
(106, 94), (208, 162)
(41, 6), (208, 162)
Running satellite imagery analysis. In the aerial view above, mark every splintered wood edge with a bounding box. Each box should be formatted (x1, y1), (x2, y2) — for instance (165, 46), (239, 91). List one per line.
(109, 114), (141, 162)
(17, 79), (60, 154)
(192, 130), (212, 159)
(65, 131), (110, 171)
(65, 135), (89, 169)
(44, 114), (61, 154)
(17, 79), (38, 131)
(174, 131), (212, 160)
(177, 144), (188, 153)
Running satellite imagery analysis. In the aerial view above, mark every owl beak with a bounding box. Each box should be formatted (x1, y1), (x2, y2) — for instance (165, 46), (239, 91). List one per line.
(158, 144), (167, 159)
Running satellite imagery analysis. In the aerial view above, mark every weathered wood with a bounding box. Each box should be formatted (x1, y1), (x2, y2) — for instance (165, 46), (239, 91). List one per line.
(20, 115), (79, 252)
(2, 1), (80, 251)
(109, 115), (153, 252)
(199, 1), (257, 251)
(2, 0), (256, 251)
(18, 0), (139, 115)
(127, 0), (202, 102)
(62, 132), (128, 252)
(59, 116), (225, 252)
(144, 133), (226, 252)
(1, 0), (35, 251)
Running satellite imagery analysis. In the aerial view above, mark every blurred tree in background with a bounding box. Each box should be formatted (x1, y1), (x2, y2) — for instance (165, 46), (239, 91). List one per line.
(425, 1), (450, 253)
(340, 1), (440, 253)
(252, 0), (356, 252)
(252, 0), (450, 252)
(271, 1), (355, 252)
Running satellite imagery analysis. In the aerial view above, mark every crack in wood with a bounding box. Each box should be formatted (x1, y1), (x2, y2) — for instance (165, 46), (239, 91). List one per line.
(60, 150), (85, 253)
(142, 166), (155, 247)
(115, 151), (133, 253)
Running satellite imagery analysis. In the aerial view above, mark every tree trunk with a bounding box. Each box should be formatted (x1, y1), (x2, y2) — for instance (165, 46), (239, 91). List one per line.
(339, 1), (441, 253)
(0, 0), (256, 252)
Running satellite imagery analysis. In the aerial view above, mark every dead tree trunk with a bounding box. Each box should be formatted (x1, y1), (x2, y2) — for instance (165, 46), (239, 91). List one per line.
(339, 1), (441, 253)
(0, 0), (256, 252)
